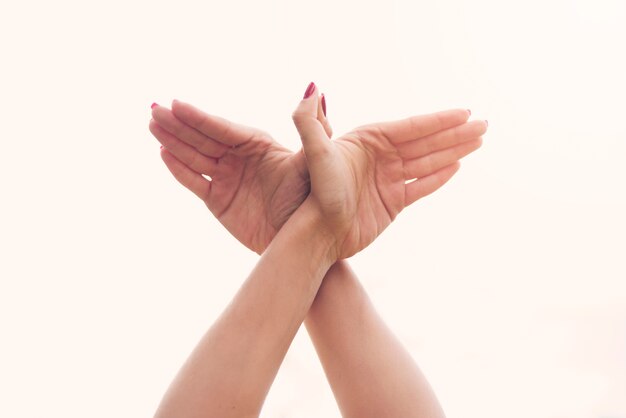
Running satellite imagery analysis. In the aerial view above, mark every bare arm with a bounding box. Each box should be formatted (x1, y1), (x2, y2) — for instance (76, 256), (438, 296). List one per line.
(306, 260), (446, 418)
(154, 200), (336, 418)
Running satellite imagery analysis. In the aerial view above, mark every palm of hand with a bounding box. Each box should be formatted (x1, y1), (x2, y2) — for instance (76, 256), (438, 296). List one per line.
(149, 101), (313, 254)
(311, 129), (407, 259)
(208, 139), (309, 254)
(293, 99), (485, 260)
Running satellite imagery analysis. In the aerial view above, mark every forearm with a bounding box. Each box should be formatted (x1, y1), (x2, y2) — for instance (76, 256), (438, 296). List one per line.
(154, 201), (336, 418)
(304, 261), (445, 418)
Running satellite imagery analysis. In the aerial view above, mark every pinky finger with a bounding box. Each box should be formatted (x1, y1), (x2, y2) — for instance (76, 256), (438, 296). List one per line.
(404, 161), (460, 207)
(161, 148), (212, 202)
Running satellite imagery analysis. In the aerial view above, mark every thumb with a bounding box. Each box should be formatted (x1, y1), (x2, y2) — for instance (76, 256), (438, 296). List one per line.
(292, 82), (331, 163)
(318, 93), (333, 138)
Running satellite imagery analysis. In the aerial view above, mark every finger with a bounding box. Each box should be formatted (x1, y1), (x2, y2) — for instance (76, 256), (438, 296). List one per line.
(160, 148), (212, 202)
(171, 99), (263, 147)
(317, 93), (333, 138)
(403, 138), (482, 180)
(373, 109), (471, 144)
(404, 161), (460, 207)
(149, 119), (218, 176)
(292, 82), (332, 168)
(152, 105), (230, 158)
(397, 120), (488, 159)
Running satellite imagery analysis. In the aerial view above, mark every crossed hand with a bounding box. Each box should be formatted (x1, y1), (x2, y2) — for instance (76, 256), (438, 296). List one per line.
(148, 83), (488, 418)
(149, 83), (486, 258)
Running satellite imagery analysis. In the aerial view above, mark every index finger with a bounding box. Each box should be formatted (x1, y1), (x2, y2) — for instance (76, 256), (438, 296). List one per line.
(371, 109), (471, 144)
(171, 99), (262, 147)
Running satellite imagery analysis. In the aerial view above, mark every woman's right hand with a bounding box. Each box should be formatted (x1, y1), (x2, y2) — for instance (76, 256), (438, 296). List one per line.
(291, 83), (486, 259)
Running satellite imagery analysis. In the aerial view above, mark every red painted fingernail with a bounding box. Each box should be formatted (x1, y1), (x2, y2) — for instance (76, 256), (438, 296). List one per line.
(303, 82), (316, 99)
(151, 102), (158, 109)
(467, 109), (471, 116)
(321, 94), (327, 116)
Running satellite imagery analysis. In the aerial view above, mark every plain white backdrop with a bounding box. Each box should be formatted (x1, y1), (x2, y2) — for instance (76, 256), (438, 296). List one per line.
(1, 0), (624, 417)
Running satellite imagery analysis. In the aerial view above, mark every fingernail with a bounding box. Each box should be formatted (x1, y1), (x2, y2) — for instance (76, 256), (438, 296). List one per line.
(321, 94), (327, 116)
(485, 120), (488, 126)
(151, 102), (158, 109)
(160, 145), (164, 150)
(303, 82), (316, 99)
(467, 109), (471, 116)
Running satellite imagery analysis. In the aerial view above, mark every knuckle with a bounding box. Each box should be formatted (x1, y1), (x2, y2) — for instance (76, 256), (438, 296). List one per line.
(291, 110), (304, 122)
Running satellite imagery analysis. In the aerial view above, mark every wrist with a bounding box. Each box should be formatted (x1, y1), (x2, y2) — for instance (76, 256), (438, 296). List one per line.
(289, 197), (340, 266)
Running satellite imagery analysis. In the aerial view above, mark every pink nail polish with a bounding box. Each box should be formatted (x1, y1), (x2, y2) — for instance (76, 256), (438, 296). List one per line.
(151, 102), (158, 109)
(160, 145), (164, 150)
(321, 94), (327, 116)
(303, 82), (316, 99)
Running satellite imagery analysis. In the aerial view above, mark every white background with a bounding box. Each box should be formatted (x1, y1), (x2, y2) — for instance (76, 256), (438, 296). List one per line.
(1, 0), (625, 417)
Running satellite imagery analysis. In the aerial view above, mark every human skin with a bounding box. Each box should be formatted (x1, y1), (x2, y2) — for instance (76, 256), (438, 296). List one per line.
(305, 260), (447, 418)
(149, 85), (486, 417)
(153, 197), (338, 418)
(149, 94), (486, 255)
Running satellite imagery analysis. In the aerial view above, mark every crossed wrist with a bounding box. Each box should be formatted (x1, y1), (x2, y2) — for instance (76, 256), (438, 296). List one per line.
(289, 198), (341, 266)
